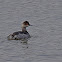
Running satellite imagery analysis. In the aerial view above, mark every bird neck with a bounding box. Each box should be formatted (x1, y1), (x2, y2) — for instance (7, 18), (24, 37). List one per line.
(22, 27), (27, 32)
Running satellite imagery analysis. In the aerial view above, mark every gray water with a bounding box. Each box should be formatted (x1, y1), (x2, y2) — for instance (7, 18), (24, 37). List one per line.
(0, 0), (62, 62)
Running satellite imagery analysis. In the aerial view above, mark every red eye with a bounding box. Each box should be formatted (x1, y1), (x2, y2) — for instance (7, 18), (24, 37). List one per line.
(26, 23), (28, 25)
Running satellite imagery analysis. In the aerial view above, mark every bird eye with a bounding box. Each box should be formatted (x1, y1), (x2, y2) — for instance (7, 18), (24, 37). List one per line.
(26, 23), (28, 25)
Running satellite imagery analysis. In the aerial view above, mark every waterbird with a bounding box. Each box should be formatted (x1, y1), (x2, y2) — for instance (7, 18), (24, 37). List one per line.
(7, 21), (32, 40)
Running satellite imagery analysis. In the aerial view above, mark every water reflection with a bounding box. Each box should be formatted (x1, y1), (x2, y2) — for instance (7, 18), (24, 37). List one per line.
(20, 39), (28, 44)
(20, 39), (29, 48)
(7, 38), (29, 49)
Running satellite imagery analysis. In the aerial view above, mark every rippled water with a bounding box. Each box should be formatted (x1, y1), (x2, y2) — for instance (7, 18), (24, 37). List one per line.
(0, 0), (62, 62)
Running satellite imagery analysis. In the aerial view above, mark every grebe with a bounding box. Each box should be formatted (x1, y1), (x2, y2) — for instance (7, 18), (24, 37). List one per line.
(7, 21), (31, 40)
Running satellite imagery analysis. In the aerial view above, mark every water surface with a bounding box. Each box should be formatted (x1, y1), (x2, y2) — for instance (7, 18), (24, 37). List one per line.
(0, 0), (62, 62)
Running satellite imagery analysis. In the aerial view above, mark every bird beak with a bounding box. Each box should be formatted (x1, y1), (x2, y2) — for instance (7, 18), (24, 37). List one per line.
(29, 24), (33, 26)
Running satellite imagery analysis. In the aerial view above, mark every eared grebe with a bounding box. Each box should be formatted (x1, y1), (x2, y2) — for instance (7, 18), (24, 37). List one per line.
(7, 21), (31, 40)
